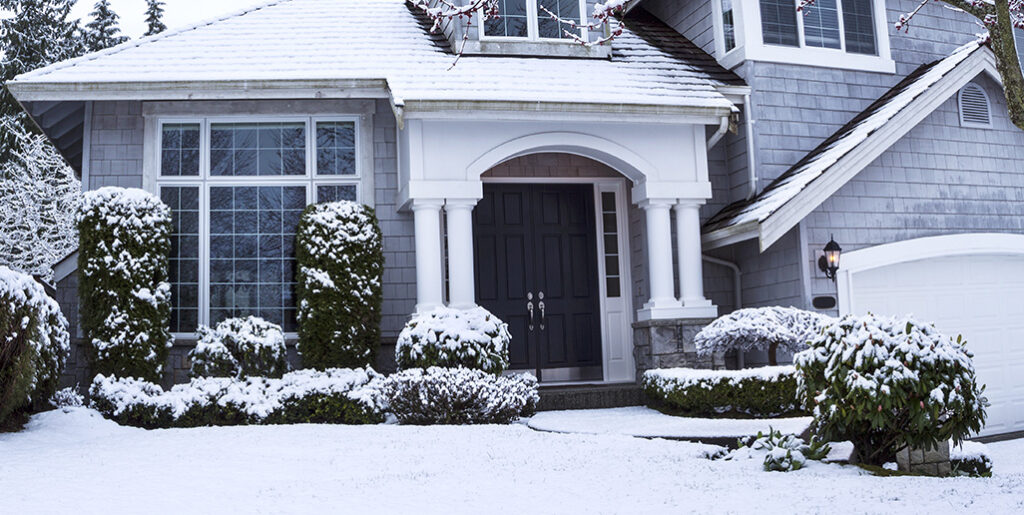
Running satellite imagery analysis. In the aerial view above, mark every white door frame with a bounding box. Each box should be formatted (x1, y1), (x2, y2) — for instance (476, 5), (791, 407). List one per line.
(480, 176), (636, 384)
(837, 233), (1024, 315)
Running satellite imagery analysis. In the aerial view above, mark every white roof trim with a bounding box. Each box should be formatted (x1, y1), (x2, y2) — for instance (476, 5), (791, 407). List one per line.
(759, 47), (1000, 251)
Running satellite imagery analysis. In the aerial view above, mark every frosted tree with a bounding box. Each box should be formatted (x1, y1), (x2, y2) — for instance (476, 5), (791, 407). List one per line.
(0, 117), (81, 280)
(0, 0), (84, 157)
(83, 0), (129, 52)
(694, 306), (835, 366)
(144, 0), (167, 37)
(800, 0), (1024, 130)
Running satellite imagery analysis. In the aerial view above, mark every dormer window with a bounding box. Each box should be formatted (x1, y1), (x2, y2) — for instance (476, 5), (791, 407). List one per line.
(713, 0), (893, 73)
(482, 0), (585, 41)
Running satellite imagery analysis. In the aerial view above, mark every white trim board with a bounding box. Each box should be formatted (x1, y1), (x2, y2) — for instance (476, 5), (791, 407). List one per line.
(836, 232), (1024, 315)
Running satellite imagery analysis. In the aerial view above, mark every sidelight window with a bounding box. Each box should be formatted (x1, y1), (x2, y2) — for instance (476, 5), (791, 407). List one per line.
(156, 116), (366, 335)
(600, 192), (621, 298)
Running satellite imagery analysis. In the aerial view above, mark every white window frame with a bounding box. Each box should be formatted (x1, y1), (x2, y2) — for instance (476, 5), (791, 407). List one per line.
(478, 0), (589, 43)
(153, 114), (371, 338)
(958, 83), (993, 129)
(713, 0), (894, 73)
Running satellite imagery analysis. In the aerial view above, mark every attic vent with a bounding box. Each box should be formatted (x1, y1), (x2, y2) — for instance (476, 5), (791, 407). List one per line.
(958, 83), (992, 128)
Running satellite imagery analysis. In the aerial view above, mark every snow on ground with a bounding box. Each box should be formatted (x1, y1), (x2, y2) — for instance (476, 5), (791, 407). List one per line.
(2, 408), (1023, 515)
(529, 406), (812, 440)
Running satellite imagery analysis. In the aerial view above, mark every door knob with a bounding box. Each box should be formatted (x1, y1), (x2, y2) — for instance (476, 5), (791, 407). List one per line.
(538, 291), (545, 331)
(527, 292), (535, 332)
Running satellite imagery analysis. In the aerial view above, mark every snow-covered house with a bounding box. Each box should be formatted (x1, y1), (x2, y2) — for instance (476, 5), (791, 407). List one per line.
(7, 0), (1023, 437)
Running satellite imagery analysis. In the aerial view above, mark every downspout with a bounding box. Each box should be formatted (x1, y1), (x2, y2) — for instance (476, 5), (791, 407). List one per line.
(702, 254), (744, 368)
(743, 92), (758, 199)
(707, 115), (729, 150)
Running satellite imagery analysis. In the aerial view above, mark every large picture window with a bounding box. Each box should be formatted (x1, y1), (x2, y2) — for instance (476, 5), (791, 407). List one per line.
(156, 116), (365, 334)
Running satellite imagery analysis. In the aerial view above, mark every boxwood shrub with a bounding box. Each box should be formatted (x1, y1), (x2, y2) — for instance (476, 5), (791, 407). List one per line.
(395, 307), (511, 374)
(642, 366), (804, 418)
(89, 368), (385, 429)
(296, 201), (384, 370)
(77, 187), (172, 382)
(383, 367), (538, 425)
(190, 316), (288, 379)
(951, 442), (993, 477)
(0, 266), (70, 424)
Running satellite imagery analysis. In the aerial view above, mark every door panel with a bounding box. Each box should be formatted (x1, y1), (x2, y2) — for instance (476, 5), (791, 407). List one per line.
(474, 183), (603, 380)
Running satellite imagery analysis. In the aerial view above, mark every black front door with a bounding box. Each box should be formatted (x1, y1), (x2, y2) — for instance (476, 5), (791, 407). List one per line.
(473, 183), (603, 381)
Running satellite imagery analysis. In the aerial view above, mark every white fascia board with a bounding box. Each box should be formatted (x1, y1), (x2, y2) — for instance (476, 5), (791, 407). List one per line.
(701, 221), (758, 250)
(6, 79), (391, 102)
(400, 100), (734, 124)
(758, 50), (998, 252)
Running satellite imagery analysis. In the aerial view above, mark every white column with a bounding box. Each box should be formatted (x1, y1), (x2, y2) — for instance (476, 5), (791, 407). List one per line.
(445, 198), (478, 309)
(674, 201), (718, 318)
(412, 199), (444, 313)
(638, 199), (683, 320)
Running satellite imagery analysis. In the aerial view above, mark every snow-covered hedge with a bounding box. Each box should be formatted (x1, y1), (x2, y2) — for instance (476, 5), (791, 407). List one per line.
(77, 187), (172, 382)
(383, 367), (538, 425)
(794, 314), (987, 466)
(190, 316), (288, 379)
(951, 441), (993, 477)
(89, 368), (385, 429)
(296, 201), (384, 370)
(395, 307), (511, 374)
(0, 266), (70, 423)
(642, 366), (804, 418)
(695, 307), (835, 366)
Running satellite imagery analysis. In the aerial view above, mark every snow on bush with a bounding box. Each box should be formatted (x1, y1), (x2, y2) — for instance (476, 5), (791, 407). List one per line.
(190, 316), (288, 379)
(951, 441), (993, 477)
(643, 366), (804, 418)
(382, 367), (538, 425)
(50, 386), (85, 409)
(794, 314), (987, 466)
(395, 307), (511, 374)
(89, 367), (385, 429)
(0, 117), (81, 280)
(77, 187), (172, 383)
(695, 306), (835, 366)
(723, 428), (830, 472)
(296, 201), (384, 370)
(0, 266), (70, 423)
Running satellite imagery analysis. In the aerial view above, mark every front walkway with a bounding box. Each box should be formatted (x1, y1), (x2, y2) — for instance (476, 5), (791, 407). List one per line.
(2, 408), (1022, 514)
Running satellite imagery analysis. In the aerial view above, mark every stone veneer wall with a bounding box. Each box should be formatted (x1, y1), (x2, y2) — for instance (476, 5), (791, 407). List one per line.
(632, 318), (721, 380)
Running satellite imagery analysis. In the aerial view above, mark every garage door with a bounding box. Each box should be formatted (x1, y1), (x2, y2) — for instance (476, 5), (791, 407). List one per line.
(846, 253), (1024, 437)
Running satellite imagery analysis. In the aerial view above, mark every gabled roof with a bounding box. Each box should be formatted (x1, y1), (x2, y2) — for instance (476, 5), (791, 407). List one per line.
(703, 40), (998, 251)
(8, 0), (739, 117)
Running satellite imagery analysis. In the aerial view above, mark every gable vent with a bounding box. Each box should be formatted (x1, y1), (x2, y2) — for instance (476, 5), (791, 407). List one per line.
(959, 83), (992, 128)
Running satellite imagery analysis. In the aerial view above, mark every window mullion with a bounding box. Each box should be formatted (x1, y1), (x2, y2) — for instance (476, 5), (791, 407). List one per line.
(794, 0), (806, 48)
(836, 0), (847, 52)
(528, 0), (538, 40)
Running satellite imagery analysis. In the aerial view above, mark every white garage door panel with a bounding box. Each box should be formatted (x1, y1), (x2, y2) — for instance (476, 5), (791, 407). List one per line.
(850, 254), (1024, 437)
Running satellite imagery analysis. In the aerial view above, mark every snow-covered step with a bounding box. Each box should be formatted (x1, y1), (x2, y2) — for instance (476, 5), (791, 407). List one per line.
(536, 384), (644, 412)
(528, 407), (813, 447)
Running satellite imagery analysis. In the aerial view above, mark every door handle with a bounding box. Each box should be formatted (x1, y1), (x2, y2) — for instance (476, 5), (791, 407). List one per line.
(538, 291), (545, 331)
(527, 292), (535, 332)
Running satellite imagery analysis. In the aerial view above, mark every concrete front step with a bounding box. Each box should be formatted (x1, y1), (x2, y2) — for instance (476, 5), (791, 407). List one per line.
(537, 383), (645, 412)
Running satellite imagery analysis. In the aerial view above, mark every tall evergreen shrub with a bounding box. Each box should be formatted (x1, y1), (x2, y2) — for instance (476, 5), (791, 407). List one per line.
(78, 187), (172, 382)
(295, 201), (384, 369)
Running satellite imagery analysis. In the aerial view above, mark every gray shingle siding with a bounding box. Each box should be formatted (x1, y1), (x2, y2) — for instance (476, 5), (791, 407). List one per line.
(643, 0), (715, 56)
(88, 101), (144, 189)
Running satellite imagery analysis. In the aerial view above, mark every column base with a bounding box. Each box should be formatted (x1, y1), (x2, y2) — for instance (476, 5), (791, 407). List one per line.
(637, 304), (718, 322)
(415, 302), (444, 314)
(447, 301), (477, 310)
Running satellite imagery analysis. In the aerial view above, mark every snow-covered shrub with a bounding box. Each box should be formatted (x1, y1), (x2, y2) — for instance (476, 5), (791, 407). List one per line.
(50, 386), (85, 409)
(296, 201), (384, 370)
(695, 307), (835, 365)
(77, 187), (172, 383)
(89, 367), (385, 429)
(395, 307), (511, 374)
(724, 428), (830, 472)
(190, 316), (288, 379)
(794, 314), (987, 466)
(0, 266), (70, 423)
(383, 367), (538, 425)
(951, 441), (993, 477)
(642, 366), (804, 418)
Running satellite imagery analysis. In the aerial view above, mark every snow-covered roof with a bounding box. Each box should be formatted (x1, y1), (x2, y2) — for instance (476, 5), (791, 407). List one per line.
(8, 0), (739, 114)
(703, 40), (992, 250)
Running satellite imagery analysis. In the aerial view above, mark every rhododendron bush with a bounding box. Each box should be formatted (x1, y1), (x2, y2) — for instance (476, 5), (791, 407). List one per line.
(794, 314), (987, 465)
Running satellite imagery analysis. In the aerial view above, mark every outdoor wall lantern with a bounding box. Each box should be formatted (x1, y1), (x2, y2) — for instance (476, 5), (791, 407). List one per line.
(818, 236), (842, 282)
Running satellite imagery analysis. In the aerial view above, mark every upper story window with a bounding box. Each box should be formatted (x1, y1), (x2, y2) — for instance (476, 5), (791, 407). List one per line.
(714, 0), (892, 73)
(482, 0), (585, 41)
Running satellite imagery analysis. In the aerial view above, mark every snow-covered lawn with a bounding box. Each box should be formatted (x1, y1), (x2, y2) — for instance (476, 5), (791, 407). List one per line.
(528, 406), (811, 440)
(2, 408), (1022, 514)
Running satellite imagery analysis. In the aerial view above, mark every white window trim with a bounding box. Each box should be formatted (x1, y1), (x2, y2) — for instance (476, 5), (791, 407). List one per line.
(958, 83), (993, 129)
(713, 0), (894, 73)
(478, 0), (589, 43)
(151, 114), (373, 339)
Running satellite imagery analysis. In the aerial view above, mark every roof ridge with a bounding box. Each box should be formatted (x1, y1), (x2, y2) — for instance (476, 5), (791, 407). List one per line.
(13, 0), (294, 82)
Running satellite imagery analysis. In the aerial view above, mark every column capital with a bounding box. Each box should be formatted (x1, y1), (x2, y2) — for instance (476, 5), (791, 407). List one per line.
(444, 198), (479, 210)
(638, 198), (676, 210)
(673, 198), (707, 208)
(410, 198), (444, 211)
